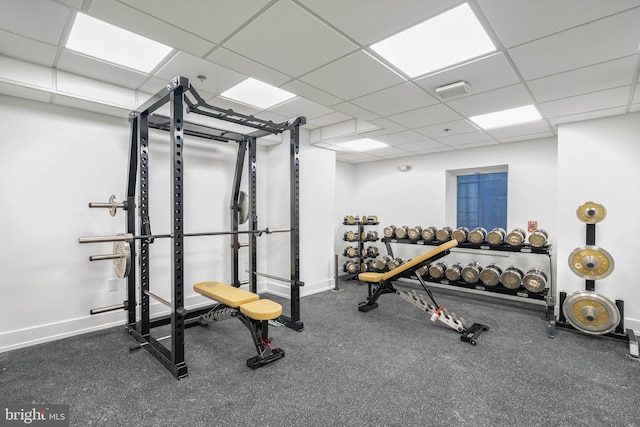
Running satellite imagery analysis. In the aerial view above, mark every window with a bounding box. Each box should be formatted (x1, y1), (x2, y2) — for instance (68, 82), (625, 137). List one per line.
(454, 170), (507, 230)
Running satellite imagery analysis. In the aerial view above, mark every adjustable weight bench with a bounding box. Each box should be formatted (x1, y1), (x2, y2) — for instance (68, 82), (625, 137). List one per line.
(193, 281), (285, 369)
(358, 240), (488, 345)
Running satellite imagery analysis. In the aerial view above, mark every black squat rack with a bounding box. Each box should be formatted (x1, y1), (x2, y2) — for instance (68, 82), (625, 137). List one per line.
(80, 76), (306, 378)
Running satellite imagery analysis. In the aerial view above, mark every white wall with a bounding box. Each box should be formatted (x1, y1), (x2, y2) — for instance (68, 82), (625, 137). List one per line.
(0, 94), (333, 352)
(336, 138), (558, 284)
(557, 112), (640, 331)
(265, 128), (336, 297)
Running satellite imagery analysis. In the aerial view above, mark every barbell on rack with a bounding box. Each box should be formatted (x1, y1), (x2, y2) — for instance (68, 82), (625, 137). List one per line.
(80, 227), (291, 278)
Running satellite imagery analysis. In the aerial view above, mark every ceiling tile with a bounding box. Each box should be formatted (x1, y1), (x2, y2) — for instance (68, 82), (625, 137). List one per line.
(539, 86), (631, 118)
(373, 130), (427, 146)
(435, 130), (494, 146)
(479, 0), (640, 48)
(300, 51), (405, 100)
(155, 51), (246, 94)
(269, 97), (334, 120)
(0, 0), (69, 44)
(361, 118), (408, 137)
(305, 111), (352, 127)
(57, 51), (148, 89)
(413, 146), (454, 155)
(446, 84), (534, 117)
(629, 104), (640, 113)
(331, 102), (380, 122)
(498, 132), (555, 143)
(527, 55), (638, 103)
(415, 119), (478, 138)
(0, 31), (58, 67)
(397, 140), (447, 153)
(0, 56), (53, 90)
(485, 120), (552, 139)
(367, 145), (413, 157)
(112, 0), (272, 44)
(351, 82), (438, 117)
(451, 140), (499, 150)
(280, 79), (342, 106)
(335, 151), (381, 162)
(549, 106), (628, 126)
(89, 1), (214, 57)
(56, 0), (83, 8)
(508, 8), (640, 80)
(207, 47), (291, 87)
(388, 104), (461, 128)
(297, 0), (460, 45)
(415, 53), (520, 98)
(223, 0), (357, 77)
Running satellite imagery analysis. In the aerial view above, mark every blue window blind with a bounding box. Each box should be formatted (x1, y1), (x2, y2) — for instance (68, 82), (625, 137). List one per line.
(457, 172), (507, 230)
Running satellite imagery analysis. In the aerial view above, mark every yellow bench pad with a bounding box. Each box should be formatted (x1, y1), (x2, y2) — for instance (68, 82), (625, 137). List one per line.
(194, 281), (259, 307)
(240, 299), (282, 321)
(359, 240), (458, 283)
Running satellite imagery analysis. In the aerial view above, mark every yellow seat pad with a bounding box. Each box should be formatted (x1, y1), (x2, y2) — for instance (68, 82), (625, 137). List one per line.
(359, 272), (385, 283)
(358, 240), (458, 283)
(193, 281), (259, 307)
(239, 299), (282, 321)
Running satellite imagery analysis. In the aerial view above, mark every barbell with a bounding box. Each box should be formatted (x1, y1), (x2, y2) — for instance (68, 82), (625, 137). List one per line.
(80, 227), (291, 278)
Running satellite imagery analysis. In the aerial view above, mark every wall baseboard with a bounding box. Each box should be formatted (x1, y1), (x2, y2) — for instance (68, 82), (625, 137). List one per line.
(0, 279), (335, 354)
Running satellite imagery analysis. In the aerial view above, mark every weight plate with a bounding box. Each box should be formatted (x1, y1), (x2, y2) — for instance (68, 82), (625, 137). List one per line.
(113, 240), (131, 279)
(576, 201), (607, 224)
(237, 191), (249, 224)
(562, 290), (620, 335)
(108, 194), (118, 217)
(568, 245), (614, 280)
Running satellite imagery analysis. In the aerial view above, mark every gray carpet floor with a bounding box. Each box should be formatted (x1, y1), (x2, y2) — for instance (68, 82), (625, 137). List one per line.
(1, 280), (639, 426)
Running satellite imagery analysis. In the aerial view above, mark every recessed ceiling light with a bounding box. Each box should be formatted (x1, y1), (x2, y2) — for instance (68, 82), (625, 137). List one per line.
(336, 139), (388, 151)
(66, 13), (173, 73)
(220, 78), (296, 109)
(370, 3), (495, 78)
(469, 105), (542, 130)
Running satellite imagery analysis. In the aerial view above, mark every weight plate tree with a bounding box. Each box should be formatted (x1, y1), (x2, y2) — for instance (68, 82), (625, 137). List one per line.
(550, 201), (638, 357)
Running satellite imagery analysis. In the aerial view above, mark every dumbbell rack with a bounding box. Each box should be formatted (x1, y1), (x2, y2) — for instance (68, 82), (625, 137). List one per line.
(340, 216), (379, 280)
(547, 213), (639, 357)
(382, 236), (555, 319)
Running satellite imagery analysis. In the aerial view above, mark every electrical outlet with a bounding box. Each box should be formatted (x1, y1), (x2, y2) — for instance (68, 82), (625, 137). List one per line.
(109, 278), (118, 292)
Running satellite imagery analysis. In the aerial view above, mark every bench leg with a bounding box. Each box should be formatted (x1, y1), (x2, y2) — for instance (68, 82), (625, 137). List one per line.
(238, 317), (285, 369)
(358, 281), (396, 312)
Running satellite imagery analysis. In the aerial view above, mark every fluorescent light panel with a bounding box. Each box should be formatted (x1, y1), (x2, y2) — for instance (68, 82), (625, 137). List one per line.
(469, 105), (542, 129)
(336, 138), (388, 151)
(370, 3), (495, 78)
(66, 13), (173, 73)
(220, 78), (296, 109)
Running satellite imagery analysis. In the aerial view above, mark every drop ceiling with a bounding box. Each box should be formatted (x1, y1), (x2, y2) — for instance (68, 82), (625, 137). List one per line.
(1, 0), (639, 163)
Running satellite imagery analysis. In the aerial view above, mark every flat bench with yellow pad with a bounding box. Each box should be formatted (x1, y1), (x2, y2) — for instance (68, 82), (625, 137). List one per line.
(194, 281), (285, 369)
(358, 240), (488, 345)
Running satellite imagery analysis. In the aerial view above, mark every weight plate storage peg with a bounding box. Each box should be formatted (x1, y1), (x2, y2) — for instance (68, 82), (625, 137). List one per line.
(576, 201), (607, 224)
(562, 290), (620, 335)
(568, 245), (614, 280)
